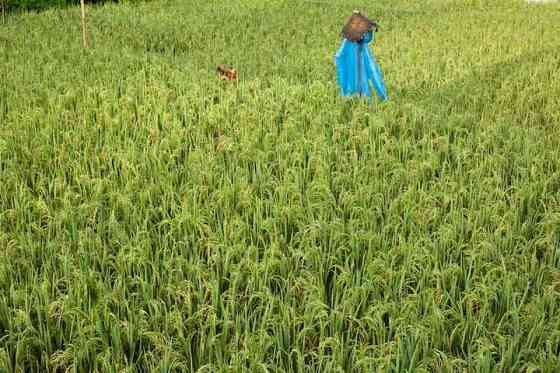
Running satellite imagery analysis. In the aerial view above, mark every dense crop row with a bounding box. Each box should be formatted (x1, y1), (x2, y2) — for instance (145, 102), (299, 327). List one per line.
(1, 0), (146, 13)
(1, 0), (560, 371)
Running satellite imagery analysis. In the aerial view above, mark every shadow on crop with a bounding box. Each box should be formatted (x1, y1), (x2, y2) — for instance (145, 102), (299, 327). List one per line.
(402, 48), (559, 128)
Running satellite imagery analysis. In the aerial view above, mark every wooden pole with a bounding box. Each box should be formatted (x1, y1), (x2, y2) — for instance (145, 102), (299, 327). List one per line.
(80, 0), (88, 48)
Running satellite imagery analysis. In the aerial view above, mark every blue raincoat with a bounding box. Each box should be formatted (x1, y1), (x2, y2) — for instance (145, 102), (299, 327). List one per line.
(335, 31), (388, 101)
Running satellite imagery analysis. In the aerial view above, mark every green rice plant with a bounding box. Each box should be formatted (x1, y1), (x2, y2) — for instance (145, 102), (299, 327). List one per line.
(0, 0), (559, 371)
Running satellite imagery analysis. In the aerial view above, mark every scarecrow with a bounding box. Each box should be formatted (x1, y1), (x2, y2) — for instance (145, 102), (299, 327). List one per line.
(335, 11), (388, 101)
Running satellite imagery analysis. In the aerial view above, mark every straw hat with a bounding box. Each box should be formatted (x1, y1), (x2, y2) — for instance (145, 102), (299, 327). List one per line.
(341, 10), (378, 42)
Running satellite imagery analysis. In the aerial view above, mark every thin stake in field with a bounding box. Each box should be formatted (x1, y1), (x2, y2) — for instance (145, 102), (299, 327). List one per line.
(81, 0), (88, 48)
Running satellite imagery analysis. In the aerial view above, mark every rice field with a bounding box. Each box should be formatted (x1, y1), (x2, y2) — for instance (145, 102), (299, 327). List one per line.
(1, 0), (560, 371)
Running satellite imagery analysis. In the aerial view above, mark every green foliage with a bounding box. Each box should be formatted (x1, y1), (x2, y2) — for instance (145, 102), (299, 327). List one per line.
(1, 0), (560, 371)
(2, 0), (142, 12)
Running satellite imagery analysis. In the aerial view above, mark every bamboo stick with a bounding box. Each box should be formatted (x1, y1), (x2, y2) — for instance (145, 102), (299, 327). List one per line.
(81, 0), (88, 48)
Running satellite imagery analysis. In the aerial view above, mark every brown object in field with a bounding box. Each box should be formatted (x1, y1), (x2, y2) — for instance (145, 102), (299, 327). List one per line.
(217, 65), (237, 81)
(341, 11), (378, 42)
